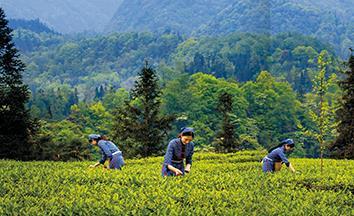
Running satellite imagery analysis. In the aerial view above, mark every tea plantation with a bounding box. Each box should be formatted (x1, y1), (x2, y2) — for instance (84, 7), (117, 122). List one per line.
(0, 151), (353, 215)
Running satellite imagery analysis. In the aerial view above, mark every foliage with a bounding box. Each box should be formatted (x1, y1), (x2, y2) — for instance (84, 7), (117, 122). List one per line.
(30, 120), (91, 161)
(14, 30), (337, 110)
(2, 16), (345, 159)
(0, 151), (353, 215)
(101, 87), (130, 111)
(106, 0), (353, 58)
(172, 33), (336, 92)
(30, 88), (130, 161)
(20, 32), (182, 94)
(331, 53), (354, 159)
(29, 84), (79, 120)
(304, 51), (340, 163)
(4, 1), (354, 57)
(242, 71), (301, 149)
(69, 101), (113, 136)
(0, 8), (37, 160)
(113, 65), (175, 158)
(196, 0), (353, 58)
(11, 27), (64, 53)
(214, 92), (238, 152)
(162, 73), (249, 147)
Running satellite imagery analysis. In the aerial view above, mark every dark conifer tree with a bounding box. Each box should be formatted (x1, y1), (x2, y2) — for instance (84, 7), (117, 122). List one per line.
(65, 88), (79, 116)
(94, 85), (106, 101)
(99, 85), (105, 99)
(214, 92), (238, 152)
(296, 69), (312, 100)
(113, 63), (174, 158)
(330, 52), (354, 158)
(0, 8), (36, 160)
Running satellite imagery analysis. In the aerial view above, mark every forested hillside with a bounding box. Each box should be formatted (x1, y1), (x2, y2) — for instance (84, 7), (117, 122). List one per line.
(13, 28), (341, 159)
(197, 0), (354, 57)
(15, 30), (336, 102)
(0, 2), (352, 160)
(2, 0), (352, 57)
(9, 19), (57, 34)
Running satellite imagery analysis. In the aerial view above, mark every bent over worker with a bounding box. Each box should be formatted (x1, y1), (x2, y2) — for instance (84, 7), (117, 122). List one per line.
(162, 127), (195, 176)
(262, 138), (296, 173)
(88, 134), (125, 170)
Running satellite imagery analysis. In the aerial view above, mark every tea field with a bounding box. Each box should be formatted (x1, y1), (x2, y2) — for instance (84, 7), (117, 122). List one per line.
(0, 151), (353, 215)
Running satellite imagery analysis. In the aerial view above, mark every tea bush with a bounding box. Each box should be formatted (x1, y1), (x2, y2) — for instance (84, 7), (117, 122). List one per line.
(0, 151), (353, 215)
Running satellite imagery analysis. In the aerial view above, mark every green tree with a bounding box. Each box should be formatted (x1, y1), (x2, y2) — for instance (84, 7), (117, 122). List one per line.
(305, 50), (339, 172)
(29, 85), (79, 120)
(69, 101), (113, 136)
(330, 53), (354, 158)
(0, 8), (36, 160)
(31, 120), (90, 161)
(113, 64), (174, 158)
(214, 92), (238, 152)
(101, 87), (129, 111)
(242, 71), (301, 149)
(161, 72), (248, 147)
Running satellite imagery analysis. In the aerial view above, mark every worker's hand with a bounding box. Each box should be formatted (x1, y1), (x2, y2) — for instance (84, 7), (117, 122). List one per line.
(288, 163), (296, 173)
(185, 164), (191, 173)
(89, 162), (100, 168)
(175, 169), (183, 176)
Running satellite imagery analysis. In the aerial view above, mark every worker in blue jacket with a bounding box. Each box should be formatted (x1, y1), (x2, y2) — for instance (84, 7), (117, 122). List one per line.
(162, 127), (195, 176)
(262, 138), (296, 173)
(88, 134), (125, 170)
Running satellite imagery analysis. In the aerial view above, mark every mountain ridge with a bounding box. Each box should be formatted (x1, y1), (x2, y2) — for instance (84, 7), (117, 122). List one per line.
(0, 0), (123, 33)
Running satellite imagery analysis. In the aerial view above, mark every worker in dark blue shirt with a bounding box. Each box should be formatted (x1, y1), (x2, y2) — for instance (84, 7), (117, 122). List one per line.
(262, 139), (296, 173)
(162, 127), (195, 176)
(88, 134), (125, 170)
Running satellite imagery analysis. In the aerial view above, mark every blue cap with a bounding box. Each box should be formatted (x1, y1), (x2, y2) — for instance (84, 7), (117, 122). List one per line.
(180, 127), (194, 136)
(281, 138), (294, 146)
(88, 134), (101, 141)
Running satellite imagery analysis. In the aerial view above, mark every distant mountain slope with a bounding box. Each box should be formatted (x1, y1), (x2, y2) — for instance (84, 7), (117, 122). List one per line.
(9, 18), (57, 34)
(106, 0), (353, 57)
(197, 0), (354, 57)
(105, 0), (232, 34)
(197, 0), (271, 35)
(2, 0), (352, 56)
(0, 0), (123, 33)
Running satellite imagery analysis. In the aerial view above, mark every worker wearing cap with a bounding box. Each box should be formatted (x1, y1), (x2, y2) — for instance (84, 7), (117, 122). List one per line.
(88, 134), (125, 170)
(162, 127), (195, 176)
(262, 138), (296, 173)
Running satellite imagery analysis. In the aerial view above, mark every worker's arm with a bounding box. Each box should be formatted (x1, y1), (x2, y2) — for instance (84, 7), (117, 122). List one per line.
(89, 162), (101, 168)
(288, 163), (296, 173)
(185, 143), (194, 173)
(167, 165), (183, 176)
(278, 149), (295, 172)
(164, 141), (182, 176)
